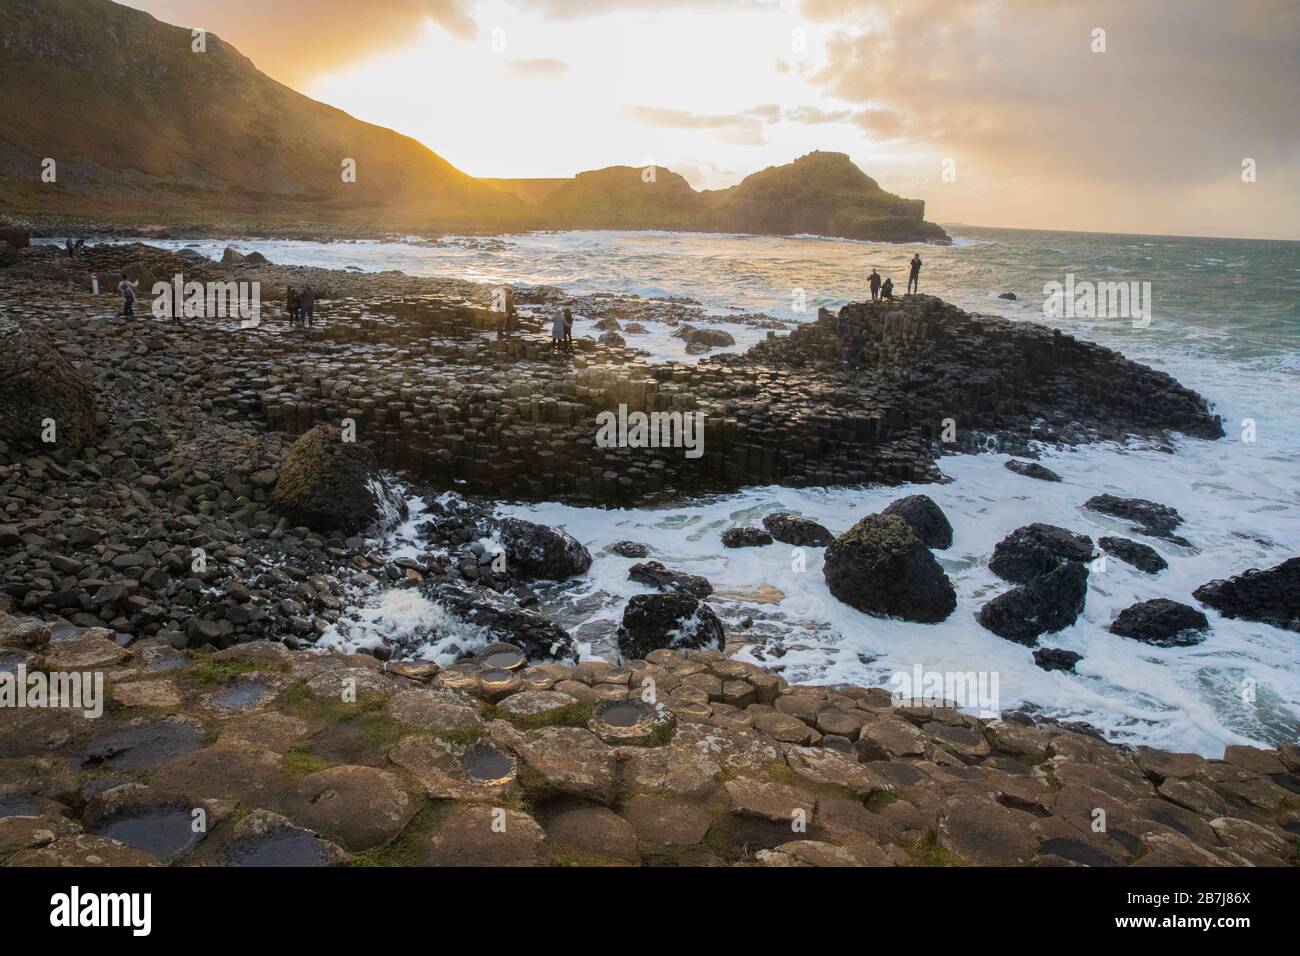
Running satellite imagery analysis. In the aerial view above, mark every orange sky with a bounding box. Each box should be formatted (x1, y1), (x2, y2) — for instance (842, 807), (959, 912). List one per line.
(121, 0), (1299, 239)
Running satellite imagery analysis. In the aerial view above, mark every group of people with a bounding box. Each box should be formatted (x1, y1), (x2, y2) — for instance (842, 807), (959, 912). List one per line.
(285, 285), (317, 325)
(866, 253), (924, 303)
(550, 306), (575, 352)
(64, 238), (86, 257)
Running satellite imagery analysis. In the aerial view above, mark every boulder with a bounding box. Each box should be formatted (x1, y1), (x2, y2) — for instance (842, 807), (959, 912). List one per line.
(220, 246), (247, 265)
(1004, 460), (1062, 482)
(1192, 557), (1299, 632)
(1108, 599), (1209, 646)
(608, 540), (649, 558)
(880, 494), (953, 549)
(1098, 536), (1167, 574)
(616, 592), (724, 660)
(823, 514), (956, 623)
(977, 562), (1088, 644)
(494, 516), (592, 580)
(681, 327), (735, 348)
(1033, 648), (1082, 672)
(243, 251), (270, 265)
(762, 512), (834, 547)
(273, 424), (407, 535)
(628, 560), (712, 599)
(598, 331), (626, 348)
(989, 523), (1093, 584)
(721, 527), (773, 548)
(0, 320), (98, 450)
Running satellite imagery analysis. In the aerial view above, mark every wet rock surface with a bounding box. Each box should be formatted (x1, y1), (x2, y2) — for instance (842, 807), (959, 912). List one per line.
(0, 612), (1293, 868)
(627, 560), (713, 599)
(1099, 536), (1167, 574)
(978, 562), (1089, 645)
(989, 523), (1094, 584)
(761, 512), (834, 547)
(880, 495), (953, 550)
(616, 592), (725, 659)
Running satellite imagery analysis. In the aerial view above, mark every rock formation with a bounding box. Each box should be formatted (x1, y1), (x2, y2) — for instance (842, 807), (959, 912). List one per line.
(823, 514), (956, 623)
(273, 424), (407, 536)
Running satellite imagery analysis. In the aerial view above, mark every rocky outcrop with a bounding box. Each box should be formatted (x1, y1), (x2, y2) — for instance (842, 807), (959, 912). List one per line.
(1193, 558), (1300, 632)
(273, 424), (407, 535)
(1033, 647), (1082, 672)
(989, 524), (1094, 584)
(977, 562), (1089, 644)
(628, 561), (712, 600)
(823, 514), (955, 623)
(880, 495), (953, 550)
(494, 517), (592, 581)
(761, 512), (834, 547)
(1099, 536), (1167, 574)
(0, 320), (98, 450)
(616, 593), (724, 660)
(1109, 599), (1209, 647)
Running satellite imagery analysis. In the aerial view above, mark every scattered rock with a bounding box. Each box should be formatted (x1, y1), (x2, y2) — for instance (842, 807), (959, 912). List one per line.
(1084, 494), (1189, 544)
(628, 560), (712, 599)
(494, 516), (592, 580)
(761, 512), (834, 547)
(988, 523), (1093, 584)
(721, 527), (773, 548)
(977, 562), (1088, 644)
(0, 321), (98, 450)
(1098, 536), (1167, 574)
(273, 423), (407, 535)
(1033, 648), (1083, 672)
(1004, 459), (1061, 482)
(1193, 557), (1299, 632)
(1109, 599), (1209, 646)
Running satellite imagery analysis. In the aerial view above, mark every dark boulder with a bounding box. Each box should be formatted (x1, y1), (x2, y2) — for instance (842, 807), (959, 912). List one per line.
(1004, 460), (1062, 482)
(761, 512), (834, 547)
(628, 560), (712, 600)
(880, 494), (953, 550)
(616, 592), (724, 660)
(1108, 599), (1209, 647)
(989, 523), (1094, 584)
(721, 527), (773, 548)
(273, 424), (407, 535)
(220, 246), (247, 265)
(1033, 648), (1082, 673)
(1193, 558), (1300, 632)
(998, 292), (1018, 301)
(494, 517), (592, 581)
(1084, 494), (1188, 545)
(425, 581), (577, 663)
(597, 331), (625, 348)
(0, 319), (98, 450)
(243, 250), (271, 265)
(976, 562), (1089, 645)
(608, 540), (649, 558)
(823, 514), (956, 623)
(1098, 536), (1167, 574)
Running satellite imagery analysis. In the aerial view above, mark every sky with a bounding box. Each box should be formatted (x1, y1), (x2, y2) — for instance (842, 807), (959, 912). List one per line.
(121, 0), (1300, 239)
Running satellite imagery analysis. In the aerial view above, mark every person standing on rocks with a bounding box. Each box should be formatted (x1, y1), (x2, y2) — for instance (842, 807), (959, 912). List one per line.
(881, 276), (895, 301)
(869, 268), (882, 302)
(563, 306), (574, 351)
(118, 273), (136, 318)
(300, 284), (317, 326)
(908, 253), (923, 294)
(551, 305), (565, 352)
(286, 286), (300, 325)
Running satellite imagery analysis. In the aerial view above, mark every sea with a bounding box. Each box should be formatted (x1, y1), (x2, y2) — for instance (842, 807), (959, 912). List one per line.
(62, 226), (1300, 756)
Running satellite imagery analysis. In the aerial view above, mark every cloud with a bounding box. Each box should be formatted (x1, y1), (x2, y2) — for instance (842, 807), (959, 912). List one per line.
(624, 106), (766, 145)
(120, 0), (477, 83)
(530, 0), (779, 20)
(506, 58), (570, 78)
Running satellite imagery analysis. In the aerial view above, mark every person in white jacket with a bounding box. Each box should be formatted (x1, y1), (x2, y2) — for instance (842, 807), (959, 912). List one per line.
(551, 307), (565, 352)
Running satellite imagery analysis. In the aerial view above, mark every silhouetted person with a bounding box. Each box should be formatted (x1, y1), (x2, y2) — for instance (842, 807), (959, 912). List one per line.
(74, 238), (85, 257)
(868, 268), (881, 302)
(563, 307), (573, 351)
(881, 277), (895, 301)
(300, 285), (316, 325)
(908, 253), (922, 294)
(286, 286), (300, 324)
(118, 273), (135, 318)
